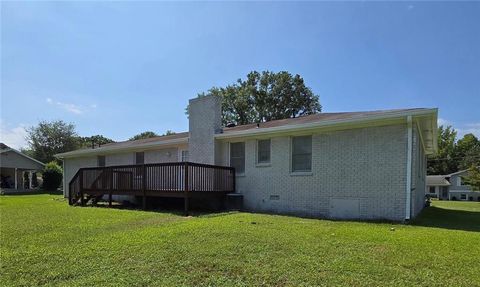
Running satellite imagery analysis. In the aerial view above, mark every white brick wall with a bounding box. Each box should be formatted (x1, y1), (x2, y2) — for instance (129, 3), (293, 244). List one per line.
(218, 124), (412, 221)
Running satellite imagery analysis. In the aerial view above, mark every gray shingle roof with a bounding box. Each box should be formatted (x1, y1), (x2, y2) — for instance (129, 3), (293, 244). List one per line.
(222, 108), (430, 134)
(426, 175), (451, 186)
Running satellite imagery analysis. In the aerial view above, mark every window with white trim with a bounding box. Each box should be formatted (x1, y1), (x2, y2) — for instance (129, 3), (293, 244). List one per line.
(457, 176), (465, 186)
(181, 150), (189, 162)
(460, 194), (467, 200)
(230, 142), (245, 174)
(291, 136), (312, 172)
(257, 139), (271, 164)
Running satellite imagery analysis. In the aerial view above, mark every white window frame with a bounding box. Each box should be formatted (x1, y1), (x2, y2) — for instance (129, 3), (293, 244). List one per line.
(456, 176), (464, 186)
(180, 149), (189, 162)
(256, 139), (271, 166)
(290, 135), (313, 175)
(229, 142), (245, 176)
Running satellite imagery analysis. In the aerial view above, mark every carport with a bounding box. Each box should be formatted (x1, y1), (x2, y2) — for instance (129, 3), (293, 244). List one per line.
(0, 144), (44, 190)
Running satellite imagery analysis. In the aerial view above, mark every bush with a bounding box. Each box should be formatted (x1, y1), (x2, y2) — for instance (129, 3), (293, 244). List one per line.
(42, 162), (63, 190)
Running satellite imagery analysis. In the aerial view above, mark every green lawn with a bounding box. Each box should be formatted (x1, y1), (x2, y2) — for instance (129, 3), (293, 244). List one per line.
(1, 194), (479, 286)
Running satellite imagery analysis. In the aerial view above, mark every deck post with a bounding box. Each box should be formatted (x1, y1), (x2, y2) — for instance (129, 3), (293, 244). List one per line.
(142, 164), (146, 210)
(184, 162), (189, 216)
(109, 167), (113, 207)
(79, 170), (85, 206)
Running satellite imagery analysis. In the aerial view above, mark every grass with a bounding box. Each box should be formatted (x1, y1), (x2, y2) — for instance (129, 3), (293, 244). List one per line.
(1, 195), (479, 286)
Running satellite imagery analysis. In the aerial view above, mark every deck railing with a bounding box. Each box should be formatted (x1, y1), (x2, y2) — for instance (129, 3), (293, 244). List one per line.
(68, 162), (235, 212)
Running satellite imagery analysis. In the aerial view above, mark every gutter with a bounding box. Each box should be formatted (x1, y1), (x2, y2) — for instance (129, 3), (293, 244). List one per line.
(215, 109), (437, 140)
(405, 115), (413, 221)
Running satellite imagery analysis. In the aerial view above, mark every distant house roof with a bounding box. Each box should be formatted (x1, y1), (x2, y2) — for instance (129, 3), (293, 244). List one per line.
(55, 132), (189, 158)
(217, 108), (437, 154)
(0, 143), (45, 169)
(446, 169), (470, 177)
(426, 175), (451, 186)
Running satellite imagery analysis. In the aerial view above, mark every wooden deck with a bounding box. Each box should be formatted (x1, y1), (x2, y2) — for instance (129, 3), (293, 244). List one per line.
(68, 162), (235, 214)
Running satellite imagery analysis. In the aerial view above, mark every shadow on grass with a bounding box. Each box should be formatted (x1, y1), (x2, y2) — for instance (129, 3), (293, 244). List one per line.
(0, 189), (63, 196)
(411, 206), (480, 232)
(75, 199), (232, 218)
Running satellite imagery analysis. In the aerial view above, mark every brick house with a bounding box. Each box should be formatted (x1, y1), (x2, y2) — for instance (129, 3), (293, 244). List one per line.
(56, 95), (438, 221)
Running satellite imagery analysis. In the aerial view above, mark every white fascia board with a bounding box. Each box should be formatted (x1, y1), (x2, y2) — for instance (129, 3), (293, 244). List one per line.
(215, 109), (438, 140)
(55, 137), (188, 159)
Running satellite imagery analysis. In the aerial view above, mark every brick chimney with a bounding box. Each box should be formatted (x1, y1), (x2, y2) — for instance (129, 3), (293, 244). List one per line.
(188, 95), (222, 164)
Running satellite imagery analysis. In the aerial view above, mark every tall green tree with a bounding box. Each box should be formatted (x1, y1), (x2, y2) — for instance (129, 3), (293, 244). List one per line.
(464, 166), (480, 191)
(427, 125), (458, 175)
(455, 133), (480, 170)
(78, 135), (114, 148)
(26, 120), (80, 164)
(129, 131), (159, 141)
(193, 71), (321, 125)
(163, 130), (176, 136)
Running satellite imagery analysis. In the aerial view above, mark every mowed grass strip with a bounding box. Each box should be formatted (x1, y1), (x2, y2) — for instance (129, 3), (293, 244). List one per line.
(1, 194), (479, 286)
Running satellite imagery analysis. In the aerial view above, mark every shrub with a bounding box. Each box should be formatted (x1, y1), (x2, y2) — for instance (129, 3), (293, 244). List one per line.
(42, 162), (63, 190)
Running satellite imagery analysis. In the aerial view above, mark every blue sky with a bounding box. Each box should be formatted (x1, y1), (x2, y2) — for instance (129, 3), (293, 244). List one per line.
(1, 1), (479, 148)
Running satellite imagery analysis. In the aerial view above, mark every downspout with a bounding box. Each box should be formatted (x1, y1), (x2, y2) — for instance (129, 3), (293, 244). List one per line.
(405, 116), (413, 221)
(62, 159), (66, 198)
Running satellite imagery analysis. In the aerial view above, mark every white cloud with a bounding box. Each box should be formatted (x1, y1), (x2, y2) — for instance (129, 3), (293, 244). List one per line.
(458, 123), (480, 138)
(45, 97), (96, 115)
(438, 118), (480, 138)
(0, 121), (28, 149)
(437, 118), (450, 126)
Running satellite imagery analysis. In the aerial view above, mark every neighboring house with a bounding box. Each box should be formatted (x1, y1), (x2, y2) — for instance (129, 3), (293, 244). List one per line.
(56, 95), (438, 221)
(427, 170), (480, 201)
(0, 143), (45, 190)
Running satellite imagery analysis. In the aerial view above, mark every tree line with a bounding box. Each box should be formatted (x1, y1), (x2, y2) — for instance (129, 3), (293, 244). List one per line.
(22, 120), (175, 164)
(427, 125), (480, 175)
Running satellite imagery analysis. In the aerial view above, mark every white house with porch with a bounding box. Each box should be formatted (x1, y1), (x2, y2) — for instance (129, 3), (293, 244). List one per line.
(0, 143), (44, 191)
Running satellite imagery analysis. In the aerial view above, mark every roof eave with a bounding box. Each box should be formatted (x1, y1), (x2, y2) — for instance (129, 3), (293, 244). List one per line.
(55, 137), (189, 159)
(215, 109), (438, 141)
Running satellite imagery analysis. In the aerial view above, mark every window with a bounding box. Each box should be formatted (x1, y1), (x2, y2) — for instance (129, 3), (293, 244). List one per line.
(230, 142), (245, 174)
(181, 150), (189, 162)
(461, 194), (467, 200)
(97, 155), (105, 167)
(135, 152), (144, 165)
(257, 139), (271, 164)
(291, 136), (312, 172)
(429, 186), (436, 194)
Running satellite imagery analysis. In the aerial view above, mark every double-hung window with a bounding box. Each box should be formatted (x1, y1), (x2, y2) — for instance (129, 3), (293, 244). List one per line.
(257, 139), (271, 164)
(230, 142), (245, 174)
(97, 155), (106, 167)
(181, 150), (189, 162)
(291, 136), (312, 172)
(136, 152), (144, 165)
